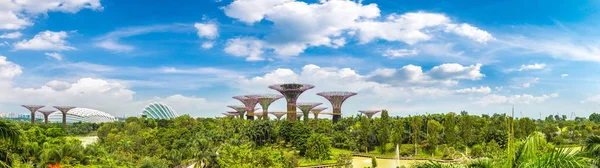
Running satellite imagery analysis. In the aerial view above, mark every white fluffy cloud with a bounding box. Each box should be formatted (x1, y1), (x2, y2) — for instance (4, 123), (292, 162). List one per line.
(195, 22), (218, 49)
(0, 55), (219, 116)
(44, 52), (63, 61)
(194, 23), (218, 39)
(383, 48), (418, 58)
(0, 32), (22, 39)
(445, 23), (495, 43)
(0, 0), (102, 30)
(0, 56), (22, 79)
(222, 0), (492, 61)
(233, 64), (457, 113)
(14, 31), (75, 51)
(475, 93), (558, 106)
(561, 74), (568, 78)
(455, 86), (491, 94)
(369, 63), (484, 86)
(224, 37), (265, 61)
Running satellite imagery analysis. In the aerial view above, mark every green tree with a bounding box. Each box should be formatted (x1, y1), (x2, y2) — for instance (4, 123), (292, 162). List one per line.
(590, 113), (600, 123)
(358, 116), (372, 153)
(304, 133), (331, 161)
(443, 113), (457, 146)
(391, 118), (404, 146)
(410, 116), (423, 155)
(376, 110), (391, 154)
(426, 120), (442, 151)
(458, 114), (474, 147)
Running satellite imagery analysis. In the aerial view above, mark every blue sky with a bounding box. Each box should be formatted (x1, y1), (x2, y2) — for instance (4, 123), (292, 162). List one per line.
(1, 0), (600, 119)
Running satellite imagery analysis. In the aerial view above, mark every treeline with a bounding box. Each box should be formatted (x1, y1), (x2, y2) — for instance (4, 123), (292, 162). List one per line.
(3, 111), (600, 168)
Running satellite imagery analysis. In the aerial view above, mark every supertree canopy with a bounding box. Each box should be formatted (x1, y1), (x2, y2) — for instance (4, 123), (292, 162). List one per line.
(359, 110), (381, 119)
(311, 107), (328, 119)
(316, 91), (357, 123)
(294, 102), (322, 123)
(248, 94), (283, 120)
(227, 105), (247, 120)
(226, 111), (241, 118)
(22, 105), (45, 124)
(233, 95), (260, 120)
(53, 106), (76, 128)
(222, 112), (238, 118)
(269, 112), (287, 120)
(37, 110), (56, 124)
(269, 83), (315, 122)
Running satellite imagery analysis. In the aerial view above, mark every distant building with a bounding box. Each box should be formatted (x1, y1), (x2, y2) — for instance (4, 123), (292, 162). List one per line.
(141, 102), (179, 119)
(0, 112), (42, 119)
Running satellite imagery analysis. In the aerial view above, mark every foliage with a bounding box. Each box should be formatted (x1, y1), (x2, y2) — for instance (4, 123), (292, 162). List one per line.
(304, 133), (332, 161)
(4, 112), (600, 167)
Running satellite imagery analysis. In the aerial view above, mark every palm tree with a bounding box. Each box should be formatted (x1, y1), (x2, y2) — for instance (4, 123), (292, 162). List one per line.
(584, 135), (600, 166)
(0, 119), (21, 145)
(0, 119), (22, 167)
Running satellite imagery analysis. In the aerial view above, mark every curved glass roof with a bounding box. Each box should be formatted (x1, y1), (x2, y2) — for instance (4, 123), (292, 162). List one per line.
(141, 102), (179, 119)
(48, 108), (117, 123)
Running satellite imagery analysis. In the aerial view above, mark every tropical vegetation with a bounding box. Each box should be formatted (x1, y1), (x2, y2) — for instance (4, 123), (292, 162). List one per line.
(2, 110), (600, 167)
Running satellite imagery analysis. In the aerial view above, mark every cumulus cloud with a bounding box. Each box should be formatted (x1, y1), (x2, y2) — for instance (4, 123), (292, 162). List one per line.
(445, 23), (494, 43)
(224, 37), (265, 61)
(14, 31), (75, 51)
(383, 48), (418, 58)
(369, 63), (484, 86)
(0, 0), (102, 30)
(455, 86), (491, 94)
(0, 32), (22, 39)
(234, 64), (454, 109)
(44, 52), (63, 61)
(194, 23), (218, 39)
(475, 93), (558, 106)
(222, 0), (492, 61)
(44, 80), (72, 91)
(561, 74), (568, 78)
(195, 22), (218, 49)
(0, 56), (219, 116)
(0, 56), (22, 79)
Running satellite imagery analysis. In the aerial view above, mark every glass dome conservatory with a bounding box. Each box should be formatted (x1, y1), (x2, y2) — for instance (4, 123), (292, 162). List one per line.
(141, 102), (179, 119)
(48, 108), (117, 123)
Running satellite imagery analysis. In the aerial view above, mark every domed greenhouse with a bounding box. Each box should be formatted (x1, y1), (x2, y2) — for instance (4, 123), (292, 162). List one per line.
(141, 102), (179, 119)
(48, 108), (117, 123)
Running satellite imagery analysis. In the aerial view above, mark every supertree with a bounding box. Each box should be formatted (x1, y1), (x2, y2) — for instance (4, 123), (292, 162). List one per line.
(269, 112), (287, 120)
(233, 95), (260, 120)
(226, 111), (241, 119)
(269, 83), (315, 122)
(222, 112), (238, 118)
(317, 91), (357, 123)
(359, 110), (381, 119)
(53, 106), (75, 128)
(37, 110), (56, 124)
(311, 107), (328, 119)
(227, 105), (247, 120)
(22, 105), (45, 124)
(294, 102), (322, 123)
(248, 94), (284, 120)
